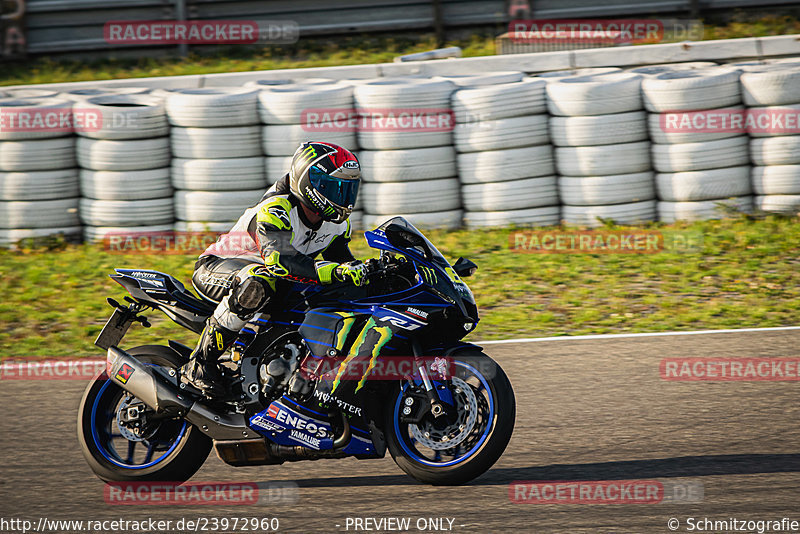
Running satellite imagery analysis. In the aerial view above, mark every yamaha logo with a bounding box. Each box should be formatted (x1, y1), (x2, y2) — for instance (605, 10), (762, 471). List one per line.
(405, 307), (429, 320)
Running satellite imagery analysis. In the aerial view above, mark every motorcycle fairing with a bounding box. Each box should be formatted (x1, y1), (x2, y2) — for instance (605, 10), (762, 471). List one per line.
(298, 308), (368, 359)
(249, 398), (335, 451)
(111, 269), (214, 333)
(249, 396), (376, 456)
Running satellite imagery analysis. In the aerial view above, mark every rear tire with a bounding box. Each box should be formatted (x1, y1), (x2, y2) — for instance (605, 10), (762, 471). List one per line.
(385, 350), (515, 485)
(77, 345), (212, 482)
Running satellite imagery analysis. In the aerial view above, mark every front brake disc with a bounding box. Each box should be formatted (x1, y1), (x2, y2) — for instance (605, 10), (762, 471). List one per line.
(409, 376), (478, 451)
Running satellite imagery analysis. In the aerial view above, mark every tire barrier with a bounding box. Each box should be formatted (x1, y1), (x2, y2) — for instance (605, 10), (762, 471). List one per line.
(3, 60), (800, 246)
(259, 83), (356, 156)
(164, 87), (266, 231)
(355, 79), (457, 225)
(643, 67), (757, 221)
(76, 93), (173, 241)
(354, 79), (454, 151)
(174, 190), (266, 222)
(453, 76), (557, 226)
(658, 196), (754, 223)
(741, 63), (800, 216)
(61, 87), (151, 102)
(165, 88), (260, 128)
(0, 96), (79, 242)
(549, 73), (655, 228)
(79, 95), (169, 140)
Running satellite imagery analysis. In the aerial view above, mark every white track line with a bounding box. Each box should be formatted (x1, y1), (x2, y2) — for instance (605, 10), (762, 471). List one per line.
(478, 326), (800, 345)
(2, 327), (799, 369)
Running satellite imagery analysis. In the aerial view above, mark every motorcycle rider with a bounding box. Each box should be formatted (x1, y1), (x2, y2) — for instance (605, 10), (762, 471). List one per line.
(184, 141), (370, 402)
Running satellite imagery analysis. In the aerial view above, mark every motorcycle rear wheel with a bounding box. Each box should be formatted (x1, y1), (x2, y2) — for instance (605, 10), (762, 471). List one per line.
(77, 345), (212, 482)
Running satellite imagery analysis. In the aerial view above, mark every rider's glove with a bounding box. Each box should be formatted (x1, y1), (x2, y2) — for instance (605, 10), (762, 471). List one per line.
(334, 261), (368, 287)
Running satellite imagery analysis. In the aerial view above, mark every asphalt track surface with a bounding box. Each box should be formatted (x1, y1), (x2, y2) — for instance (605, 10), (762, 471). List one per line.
(1, 329), (799, 534)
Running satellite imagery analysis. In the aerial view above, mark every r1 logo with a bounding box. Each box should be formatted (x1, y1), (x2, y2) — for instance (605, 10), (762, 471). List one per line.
(378, 314), (423, 331)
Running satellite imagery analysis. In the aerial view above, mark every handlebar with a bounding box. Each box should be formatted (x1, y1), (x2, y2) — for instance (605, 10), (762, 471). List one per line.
(363, 255), (405, 280)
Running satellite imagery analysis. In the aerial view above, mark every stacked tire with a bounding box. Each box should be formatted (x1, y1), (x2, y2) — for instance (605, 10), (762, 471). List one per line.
(547, 73), (656, 227)
(60, 87), (150, 102)
(258, 83), (356, 156)
(244, 77), (333, 88)
(741, 64), (800, 215)
(77, 95), (173, 241)
(626, 62), (718, 76)
(642, 67), (753, 222)
(258, 83), (360, 225)
(0, 97), (80, 245)
(532, 67), (621, 82)
(264, 155), (292, 186)
(450, 76), (558, 228)
(354, 79), (460, 229)
(166, 88), (266, 232)
(4, 88), (60, 100)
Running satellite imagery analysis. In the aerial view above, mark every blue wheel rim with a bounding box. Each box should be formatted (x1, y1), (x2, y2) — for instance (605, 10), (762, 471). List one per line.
(393, 361), (495, 467)
(90, 372), (187, 470)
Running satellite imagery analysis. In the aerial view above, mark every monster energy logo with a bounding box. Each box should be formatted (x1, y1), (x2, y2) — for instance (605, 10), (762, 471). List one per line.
(296, 145), (317, 166)
(418, 265), (437, 285)
(323, 205), (336, 216)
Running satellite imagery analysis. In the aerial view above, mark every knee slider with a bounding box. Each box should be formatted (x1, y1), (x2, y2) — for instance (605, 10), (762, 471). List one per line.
(229, 276), (272, 317)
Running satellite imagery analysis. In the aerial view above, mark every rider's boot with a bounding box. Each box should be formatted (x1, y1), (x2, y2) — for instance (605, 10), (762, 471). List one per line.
(181, 317), (238, 398)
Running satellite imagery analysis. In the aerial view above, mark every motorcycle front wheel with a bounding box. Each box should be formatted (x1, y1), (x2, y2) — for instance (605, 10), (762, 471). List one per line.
(385, 349), (515, 485)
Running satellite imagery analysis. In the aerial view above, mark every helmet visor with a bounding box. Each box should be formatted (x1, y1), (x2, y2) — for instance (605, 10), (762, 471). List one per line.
(309, 166), (360, 208)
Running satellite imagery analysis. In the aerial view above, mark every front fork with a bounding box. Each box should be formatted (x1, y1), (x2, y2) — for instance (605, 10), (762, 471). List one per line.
(411, 339), (454, 419)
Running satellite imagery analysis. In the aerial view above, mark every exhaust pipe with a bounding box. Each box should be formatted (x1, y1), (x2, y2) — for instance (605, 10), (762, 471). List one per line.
(106, 346), (192, 415)
(106, 346), (259, 440)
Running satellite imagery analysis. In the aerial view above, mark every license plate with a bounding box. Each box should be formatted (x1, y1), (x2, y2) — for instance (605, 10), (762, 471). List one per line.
(95, 308), (133, 350)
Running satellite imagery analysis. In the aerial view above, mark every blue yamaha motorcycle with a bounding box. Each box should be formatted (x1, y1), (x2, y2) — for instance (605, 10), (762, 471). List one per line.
(78, 217), (515, 485)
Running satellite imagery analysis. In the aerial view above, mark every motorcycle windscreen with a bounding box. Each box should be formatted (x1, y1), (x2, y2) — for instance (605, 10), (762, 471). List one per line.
(370, 217), (477, 319)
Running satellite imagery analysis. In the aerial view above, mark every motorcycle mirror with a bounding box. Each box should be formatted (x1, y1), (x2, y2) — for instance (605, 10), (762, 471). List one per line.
(453, 257), (478, 277)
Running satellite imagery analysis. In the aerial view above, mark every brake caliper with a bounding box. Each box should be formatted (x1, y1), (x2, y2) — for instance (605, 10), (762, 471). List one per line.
(399, 388), (431, 424)
(116, 397), (150, 441)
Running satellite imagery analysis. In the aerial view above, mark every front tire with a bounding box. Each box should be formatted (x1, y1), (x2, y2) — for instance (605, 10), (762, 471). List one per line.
(385, 350), (515, 485)
(77, 345), (212, 482)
